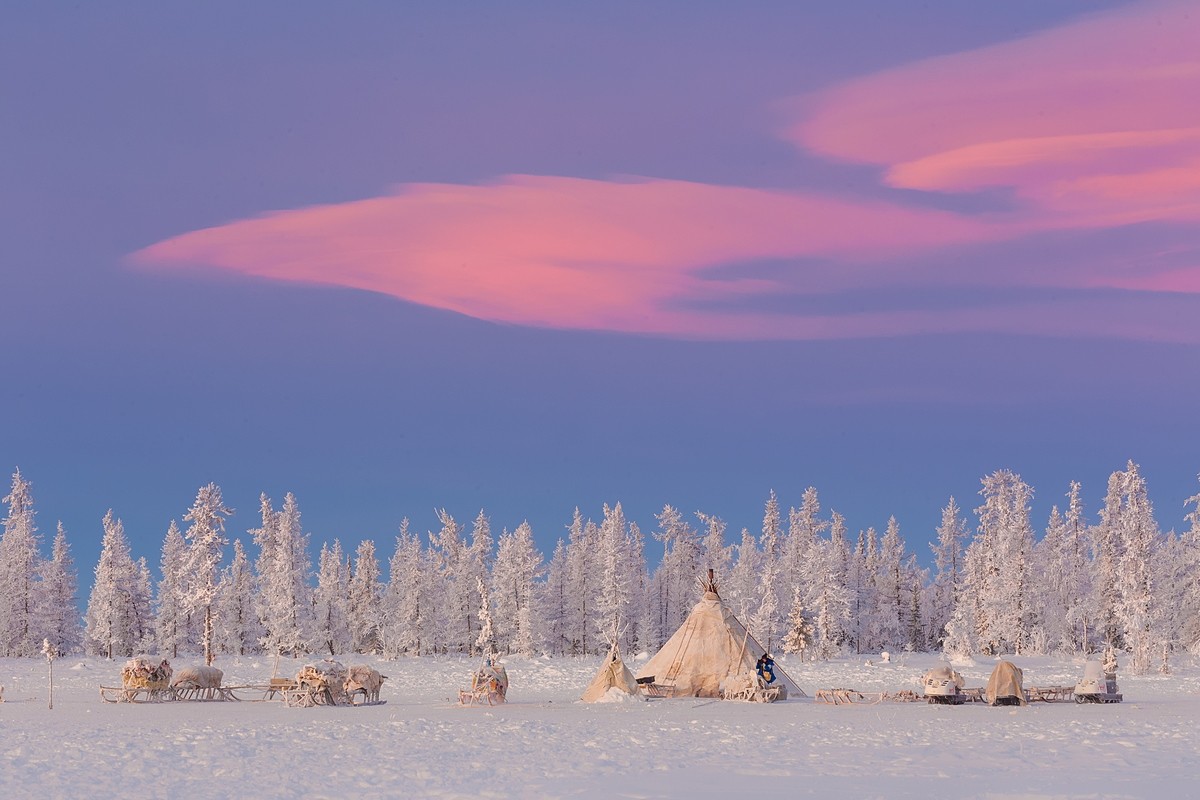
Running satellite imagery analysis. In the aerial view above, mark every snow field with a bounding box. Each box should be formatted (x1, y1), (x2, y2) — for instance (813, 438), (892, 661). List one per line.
(1, 653), (1198, 799)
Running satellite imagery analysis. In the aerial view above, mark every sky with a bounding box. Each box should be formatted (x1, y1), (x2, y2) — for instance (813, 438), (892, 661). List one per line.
(3, 0), (1199, 580)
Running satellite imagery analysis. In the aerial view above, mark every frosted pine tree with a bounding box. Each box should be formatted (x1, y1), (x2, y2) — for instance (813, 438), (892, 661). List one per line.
(697, 511), (731, 583)
(564, 509), (599, 654)
(85, 511), (142, 658)
(875, 517), (905, 649)
(929, 497), (967, 648)
(780, 586), (812, 659)
(37, 522), (81, 655)
(431, 509), (473, 654)
(312, 540), (351, 655)
(596, 503), (631, 646)
(724, 528), (759, 623)
(347, 539), (382, 653)
(624, 520), (648, 654)
(254, 493), (312, 657)
(132, 557), (156, 652)
(474, 575), (498, 656)
(785, 487), (827, 608)
(753, 491), (785, 648)
(809, 513), (852, 659)
(651, 505), (702, 643)
(1108, 461), (1164, 674)
(0, 469), (41, 656)
(380, 519), (428, 657)
(154, 520), (190, 657)
(1060, 481), (1094, 652)
(540, 538), (570, 656)
(180, 483), (232, 665)
(1178, 477), (1200, 654)
(491, 521), (543, 655)
(215, 539), (258, 656)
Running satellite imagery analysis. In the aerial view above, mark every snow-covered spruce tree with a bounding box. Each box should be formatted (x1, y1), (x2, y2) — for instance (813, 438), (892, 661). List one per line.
(1177, 477), (1200, 655)
(1107, 461), (1165, 674)
(929, 497), (967, 648)
(132, 557), (156, 652)
(0, 469), (42, 657)
(563, 508), (597, 654)
(1059, 481), (1094, 652)
(180, 483), (232, 666)
(753, 491), (785, 648)
(780, 586), (812, 659)
(965, 470), (1035, 655)
(474, 575), (498, 657)
(380, 518), (428, 657)
(85, 511), (143, 658)
(1092, 472), (1127, 649)
(38, 522), (81, 655)
(492, 521), (543, 655)
(430, 509), (471, 654)
(785, 487), (827, 610)
(154, 520), (190, 658)
(861, 527), (884, 651)
(596, 503), (631, 648)
(875, 516), (905, 650)
(253, 493), (312, 657)
(697, 511), (732, 584)
(540, 538), (570, 656)
(311, 540), (351, 655)
(725, 528), (759, 623)
(463, 510), (494, 653)
(215, 538), (258, 656)
(348, 539), (382, 653)
(809, 521), (852, 660)
(651, 505), (702, 645)
(624, 520), (648, 654)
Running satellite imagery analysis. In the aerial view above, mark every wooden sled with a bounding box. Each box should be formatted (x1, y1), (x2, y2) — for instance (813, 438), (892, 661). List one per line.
(99, 685), (175, 703)
(816, 688), (923, 705)
(815, 688), (880, 705)
(172, 685), (241, 702)
(1027, 685), (1076, 703)
(635, 675), (666, 698)
(722, 673), (785, 703)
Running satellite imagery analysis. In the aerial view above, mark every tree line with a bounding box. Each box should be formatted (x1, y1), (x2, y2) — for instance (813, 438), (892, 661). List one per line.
(1, 463), (1197, 673)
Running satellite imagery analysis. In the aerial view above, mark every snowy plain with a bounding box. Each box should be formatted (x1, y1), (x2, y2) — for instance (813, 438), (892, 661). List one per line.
(0, 652), (1197, 799)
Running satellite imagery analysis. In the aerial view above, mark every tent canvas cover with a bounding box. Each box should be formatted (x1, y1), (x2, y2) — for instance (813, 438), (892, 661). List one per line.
(636, 582), (803, 699)
(580, 640), (640, 702)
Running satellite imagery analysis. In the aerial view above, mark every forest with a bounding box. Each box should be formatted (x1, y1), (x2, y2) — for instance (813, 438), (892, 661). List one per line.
(1, 462), (1197, 674)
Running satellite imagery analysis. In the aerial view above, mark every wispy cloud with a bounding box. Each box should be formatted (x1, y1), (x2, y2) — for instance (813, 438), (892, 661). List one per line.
(134, 1), (1200, 341)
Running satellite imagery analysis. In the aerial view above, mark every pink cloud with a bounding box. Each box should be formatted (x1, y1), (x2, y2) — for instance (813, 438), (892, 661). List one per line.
(132, 2), (1200, 343)
(133, 175), (1011, 339)
(791, 0), (1200, 239)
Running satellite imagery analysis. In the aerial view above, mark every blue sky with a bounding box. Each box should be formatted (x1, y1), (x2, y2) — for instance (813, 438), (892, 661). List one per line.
(3, 1), (1198, 575)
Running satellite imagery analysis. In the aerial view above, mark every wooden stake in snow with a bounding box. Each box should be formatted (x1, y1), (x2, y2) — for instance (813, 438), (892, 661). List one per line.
(42, 638), (57, 710)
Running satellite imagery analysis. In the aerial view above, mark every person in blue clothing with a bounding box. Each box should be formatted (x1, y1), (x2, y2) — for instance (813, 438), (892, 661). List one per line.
(756, 653), (777, 685)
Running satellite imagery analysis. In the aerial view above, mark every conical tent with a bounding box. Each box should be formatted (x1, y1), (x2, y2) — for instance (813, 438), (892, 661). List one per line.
(636, 576), (804, 699)
(581, 640), (641, 702)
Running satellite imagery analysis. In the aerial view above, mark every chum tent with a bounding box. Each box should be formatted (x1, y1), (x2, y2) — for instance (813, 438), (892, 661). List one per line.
(580, 640), (641, 702)
(636, 571), (805, 699)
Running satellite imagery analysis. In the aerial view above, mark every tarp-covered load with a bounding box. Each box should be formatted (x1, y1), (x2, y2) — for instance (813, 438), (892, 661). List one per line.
(986, 660), (1027, 706)
(581, 640), (641, 703)
(636, 574), (803, 700)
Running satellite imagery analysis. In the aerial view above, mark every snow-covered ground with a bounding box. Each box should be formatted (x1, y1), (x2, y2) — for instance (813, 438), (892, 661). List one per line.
(1, 652), (1197, 799)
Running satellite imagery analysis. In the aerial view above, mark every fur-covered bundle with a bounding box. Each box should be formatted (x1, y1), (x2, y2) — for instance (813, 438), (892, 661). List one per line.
(122, 657), (173, 689)
(296, 660), (349, 705)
